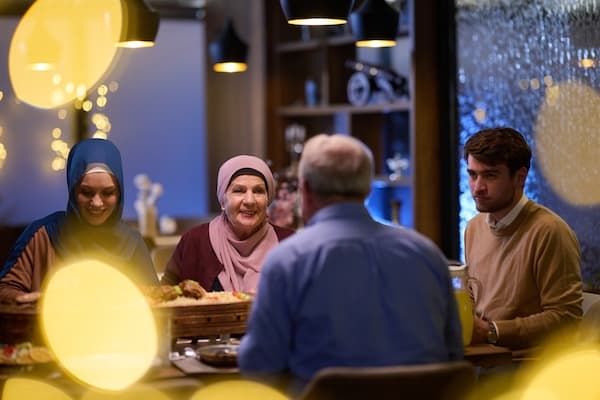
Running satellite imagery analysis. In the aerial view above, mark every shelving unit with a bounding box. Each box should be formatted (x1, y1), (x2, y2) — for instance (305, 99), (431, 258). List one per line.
(264, 0), (414, 226)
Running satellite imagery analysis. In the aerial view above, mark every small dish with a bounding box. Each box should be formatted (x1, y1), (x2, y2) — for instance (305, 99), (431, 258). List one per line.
(197, 344), (239, 367)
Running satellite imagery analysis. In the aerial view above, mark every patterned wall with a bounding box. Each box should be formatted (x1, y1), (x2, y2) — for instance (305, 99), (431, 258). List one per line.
(456, 1), (600, 288)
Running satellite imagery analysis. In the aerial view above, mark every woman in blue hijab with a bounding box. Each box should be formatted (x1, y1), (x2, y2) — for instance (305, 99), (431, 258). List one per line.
(0, 139), (158, 304)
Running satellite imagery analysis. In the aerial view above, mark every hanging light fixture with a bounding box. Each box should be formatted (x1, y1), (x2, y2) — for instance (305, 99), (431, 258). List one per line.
(350, 0), (399, 48)
(280, 0), (355, 26)
(210, 17), (248, 73)
(116, 0), (160, 48)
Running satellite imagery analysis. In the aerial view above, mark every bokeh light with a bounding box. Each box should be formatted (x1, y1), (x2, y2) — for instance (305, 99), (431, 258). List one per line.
(97, 95), (108, 108)
(50, 138), (69, 170)
(535, 81), (600, 205)
(8, 0), (122, 109)
(0, 143), (7, 169)
(82, 100), (93, 112)
(521, 346), (600, 399)
(97, 84), (109, 96)
(51, 156), (66, 171)
(40, 259), (157, 391)
(92, 131), (109, 139)
(190, 379), (288, 400)
(2, 378), (73, 400)
(81, 383), (171, 400)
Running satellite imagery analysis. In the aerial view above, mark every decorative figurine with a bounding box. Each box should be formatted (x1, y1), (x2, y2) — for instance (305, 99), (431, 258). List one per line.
(345, 59), (409, 106)
(133, 174), (163, 239)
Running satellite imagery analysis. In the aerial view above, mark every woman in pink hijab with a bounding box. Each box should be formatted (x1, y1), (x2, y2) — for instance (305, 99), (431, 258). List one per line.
(160, 155), (295, 293)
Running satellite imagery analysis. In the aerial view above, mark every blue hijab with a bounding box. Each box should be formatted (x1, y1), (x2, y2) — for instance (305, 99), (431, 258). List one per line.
(1, 139), (157, 285)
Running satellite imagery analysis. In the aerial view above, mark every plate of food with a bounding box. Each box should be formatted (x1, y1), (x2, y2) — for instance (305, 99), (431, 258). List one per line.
(146, 279), (253, 307)
(197, 344), (239, 367)
(145, 280), (253, 338)
(0, 342), (53, 366)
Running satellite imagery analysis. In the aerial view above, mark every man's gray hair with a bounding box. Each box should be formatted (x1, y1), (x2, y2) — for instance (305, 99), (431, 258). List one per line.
(299, 134), (373, 198)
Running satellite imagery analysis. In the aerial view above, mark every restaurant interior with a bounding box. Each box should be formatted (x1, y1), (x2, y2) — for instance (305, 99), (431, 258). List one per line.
(1, 0), (600, 398)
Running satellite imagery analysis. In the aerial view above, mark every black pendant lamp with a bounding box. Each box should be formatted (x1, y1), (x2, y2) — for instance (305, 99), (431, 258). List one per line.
(350, 0), (399, 47)
(280, 0), (355, 26)
(117, 0), (160, 48)
(210, 18), (248, 73)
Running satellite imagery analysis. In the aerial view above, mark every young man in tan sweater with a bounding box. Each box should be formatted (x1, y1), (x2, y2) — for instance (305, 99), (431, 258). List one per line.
(464, 127), (582, 349)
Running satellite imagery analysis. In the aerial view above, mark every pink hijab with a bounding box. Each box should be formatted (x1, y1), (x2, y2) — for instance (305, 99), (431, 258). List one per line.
(209, 155), (278, 293)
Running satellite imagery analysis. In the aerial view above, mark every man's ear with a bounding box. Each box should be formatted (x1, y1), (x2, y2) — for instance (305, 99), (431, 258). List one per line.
(516, 167), (528, 187)
(301, 178), (317, 197)
(299, 179), (313, 205)
(300, 178), (310, 195)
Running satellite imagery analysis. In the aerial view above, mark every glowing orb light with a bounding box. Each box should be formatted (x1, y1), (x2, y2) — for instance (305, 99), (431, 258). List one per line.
(190, 379), (288, 400)
(2, 378), (73, 400)
(8, 0), (122, 109)
(522, 347), (600, 399)
(535, 81), (600, 206)
(81, 383), (171, 400)
(40, 260), (157, 391)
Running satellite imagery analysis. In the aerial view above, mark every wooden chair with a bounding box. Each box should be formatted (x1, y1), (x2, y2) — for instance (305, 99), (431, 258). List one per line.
(297, 361), (476, 400)
(150, 244), (177, 280)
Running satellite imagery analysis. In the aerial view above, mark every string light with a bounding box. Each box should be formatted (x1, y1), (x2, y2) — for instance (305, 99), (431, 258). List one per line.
(97, 85), (108, 96)
(82, 100), (93, 112)
(45, 79), (117, 171)
(80, 81), (116, 139)
(0, 121), (5, 170)
(0, 142), (6, 170)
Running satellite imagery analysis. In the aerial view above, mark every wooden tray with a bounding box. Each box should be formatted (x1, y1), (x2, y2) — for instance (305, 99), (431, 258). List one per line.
(0, 304), (40, 344)
(1, 298), (252, 344)
(155, 300), (252, 339)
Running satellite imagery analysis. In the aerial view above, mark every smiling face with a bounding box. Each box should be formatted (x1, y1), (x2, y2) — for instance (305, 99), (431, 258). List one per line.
(222, 174), (269, 240)
(467, 155), (526, 221)
(75, 172), (119, 226)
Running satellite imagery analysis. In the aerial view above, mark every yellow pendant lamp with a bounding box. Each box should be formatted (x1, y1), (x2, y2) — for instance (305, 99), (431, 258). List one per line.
(116, 0), (160, 48)
(280, 0), (355, 26)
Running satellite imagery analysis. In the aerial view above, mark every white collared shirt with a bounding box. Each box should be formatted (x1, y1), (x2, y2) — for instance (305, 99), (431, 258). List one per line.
(486, 193), (529, 231)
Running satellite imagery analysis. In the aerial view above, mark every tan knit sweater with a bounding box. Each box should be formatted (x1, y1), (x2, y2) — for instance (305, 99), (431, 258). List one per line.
(464, 200), (582, 349)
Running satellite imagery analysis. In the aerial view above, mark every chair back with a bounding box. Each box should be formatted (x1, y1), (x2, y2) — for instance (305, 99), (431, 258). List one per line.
(150, 245), (176, 279)
(298, 361), (476, 400)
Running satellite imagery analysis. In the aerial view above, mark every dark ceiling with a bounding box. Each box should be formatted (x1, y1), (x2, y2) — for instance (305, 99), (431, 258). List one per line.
(0, 0), (205, 19)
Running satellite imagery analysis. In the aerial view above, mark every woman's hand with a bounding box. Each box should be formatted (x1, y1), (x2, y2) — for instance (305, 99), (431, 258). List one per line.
(15, 292), (41, 304)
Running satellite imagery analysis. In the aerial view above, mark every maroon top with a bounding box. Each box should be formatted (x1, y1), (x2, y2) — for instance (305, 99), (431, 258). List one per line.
(160, 223), (295, 291)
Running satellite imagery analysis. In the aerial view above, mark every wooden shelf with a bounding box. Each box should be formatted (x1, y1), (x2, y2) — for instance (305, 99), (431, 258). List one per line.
(265, 0), (414, 227)
(278, 101), (411, 116)
(373, 175), (412, 187)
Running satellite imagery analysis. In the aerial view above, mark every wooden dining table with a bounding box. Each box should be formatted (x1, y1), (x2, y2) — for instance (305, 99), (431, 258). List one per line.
(464, 343), (514, 368)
